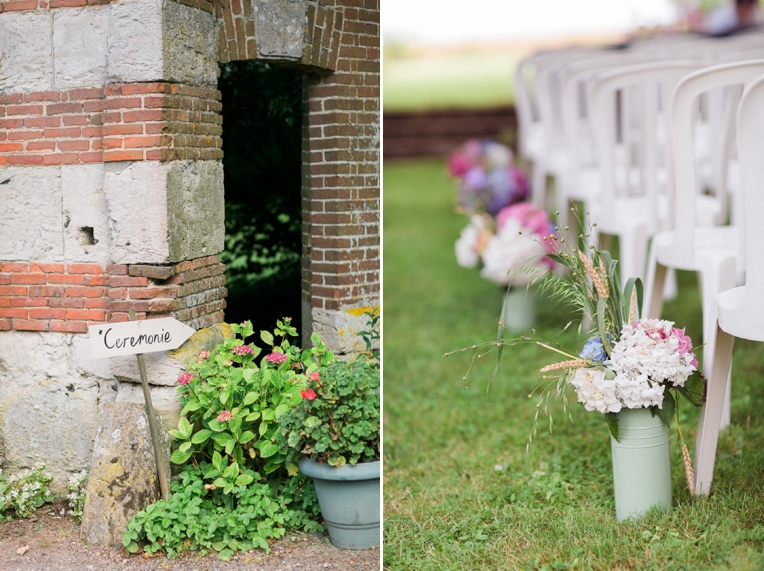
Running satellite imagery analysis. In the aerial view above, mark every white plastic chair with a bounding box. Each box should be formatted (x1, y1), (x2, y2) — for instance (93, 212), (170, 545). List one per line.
(643, 60), (764, 429)
(588, 61), (704, 287)
(693, 71), (764, 495)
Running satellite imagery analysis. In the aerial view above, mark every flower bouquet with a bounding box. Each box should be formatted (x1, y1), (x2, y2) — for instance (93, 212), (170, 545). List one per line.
(447, 139), (530, 216)
(451, 218), (705, 520)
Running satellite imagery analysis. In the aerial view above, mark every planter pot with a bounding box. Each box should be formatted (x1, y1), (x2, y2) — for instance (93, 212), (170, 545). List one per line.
(610, 408), (672, 522)
(299, 456), (380, 549)
(502, 287), (536, 332)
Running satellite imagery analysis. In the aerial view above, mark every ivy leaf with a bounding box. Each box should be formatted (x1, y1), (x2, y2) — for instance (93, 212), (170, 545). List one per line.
(180, 401), (202, 415)
(258, 442), (279, 458)
(170, 449), (193, 465)
(655, 391), (675, 429)
(676, 373), (705, 407)
(243, 392), (260, 406)
(219, 389), (230, 406)
(260, 330), (274, 346)
(239, 431), (256, 444)
(286, 463), (299, 477)
(178, 417), (193, 439)
(191, 429), (212, 445)
(179, 441), (192, 453)
(605, 412), (619, 442)
(235, 473), (254, 486)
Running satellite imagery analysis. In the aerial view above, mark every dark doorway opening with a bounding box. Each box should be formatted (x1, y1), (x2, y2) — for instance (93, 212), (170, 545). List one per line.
(218, 61), (304, 341)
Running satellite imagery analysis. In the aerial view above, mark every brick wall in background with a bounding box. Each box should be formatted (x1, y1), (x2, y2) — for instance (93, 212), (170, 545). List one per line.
(0, 256), (226, 333)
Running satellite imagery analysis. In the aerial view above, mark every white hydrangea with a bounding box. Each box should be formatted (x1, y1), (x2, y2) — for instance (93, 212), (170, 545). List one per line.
(610, 319), (696, 385)
(479, 218), (547, 287)
(455, 215), (491, 268)
(569, 368), (622, 414)
(455, 222), (481, 268)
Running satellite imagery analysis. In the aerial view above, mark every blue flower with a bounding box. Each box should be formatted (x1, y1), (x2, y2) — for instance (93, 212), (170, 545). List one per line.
(580, 336), (608, 361)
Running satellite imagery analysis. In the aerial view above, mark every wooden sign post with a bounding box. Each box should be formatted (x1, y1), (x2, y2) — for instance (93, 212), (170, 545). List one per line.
(89, 313), (195, 501)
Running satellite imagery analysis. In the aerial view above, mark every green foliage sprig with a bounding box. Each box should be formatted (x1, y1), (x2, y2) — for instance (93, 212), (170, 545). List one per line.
(122, 464), (322, 560)
(0, 464), (54, 519)
(280, 359), (381, 467)
(169, 319), (335, 492)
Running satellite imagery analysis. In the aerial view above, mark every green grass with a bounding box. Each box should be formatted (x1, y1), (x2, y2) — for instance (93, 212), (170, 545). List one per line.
(383, 159), (764, 570)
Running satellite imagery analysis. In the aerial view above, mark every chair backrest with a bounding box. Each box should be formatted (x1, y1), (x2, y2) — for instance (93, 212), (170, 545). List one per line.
(560, 53), (655, 184)
(662, 60), (764, 269)
(732, 71), (764, 333)
(589, 61), (704, 224)
(514, 48), (597, 160)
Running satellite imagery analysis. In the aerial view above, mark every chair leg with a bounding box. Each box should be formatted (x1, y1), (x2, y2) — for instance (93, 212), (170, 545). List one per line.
(532, 161), (547, 207)
(618, 224), (649, 286)
(643, 246), (667, 320)
(699, 255), (737, 429)
(694, 323), (735, 495)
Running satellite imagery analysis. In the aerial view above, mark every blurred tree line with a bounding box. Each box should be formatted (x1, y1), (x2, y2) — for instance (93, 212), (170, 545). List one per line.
(218, 61), (304, 340)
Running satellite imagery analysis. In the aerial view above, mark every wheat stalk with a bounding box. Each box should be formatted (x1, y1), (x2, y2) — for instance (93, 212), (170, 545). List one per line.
(681, 441), (695, 495)
(577, 250), (608, 299)
(540, 359), (590, 372)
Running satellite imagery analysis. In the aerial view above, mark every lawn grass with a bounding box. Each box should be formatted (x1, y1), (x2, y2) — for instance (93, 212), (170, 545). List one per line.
(382, 158), (764, 570)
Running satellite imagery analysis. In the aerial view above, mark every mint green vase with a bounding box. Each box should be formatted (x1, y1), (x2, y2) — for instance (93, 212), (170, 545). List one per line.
(501, 287), (536, 332)
(610, 407), (672, 522)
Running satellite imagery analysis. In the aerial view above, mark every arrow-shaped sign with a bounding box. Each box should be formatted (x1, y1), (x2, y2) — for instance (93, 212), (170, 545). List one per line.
(88, 317), (195, 359)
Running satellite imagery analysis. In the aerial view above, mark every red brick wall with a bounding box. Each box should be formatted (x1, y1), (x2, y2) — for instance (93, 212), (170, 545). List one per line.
(303, 0), (380, 313)
(0, 84), (222, 166)
(0, 256), (226, 333)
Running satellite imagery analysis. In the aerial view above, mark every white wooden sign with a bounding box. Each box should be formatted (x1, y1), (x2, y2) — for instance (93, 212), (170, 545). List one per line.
(88, 317), (195, 359)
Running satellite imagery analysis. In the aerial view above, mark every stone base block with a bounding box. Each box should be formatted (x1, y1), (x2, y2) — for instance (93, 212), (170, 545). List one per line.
(80, 402), (170, 547)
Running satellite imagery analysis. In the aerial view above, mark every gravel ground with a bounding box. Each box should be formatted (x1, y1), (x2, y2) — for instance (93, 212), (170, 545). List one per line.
(0, 502), (380, 571)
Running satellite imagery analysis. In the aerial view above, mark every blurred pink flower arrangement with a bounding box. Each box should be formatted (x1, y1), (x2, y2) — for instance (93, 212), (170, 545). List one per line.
(455, 202), (556, 287)
(447, 139), (530, 216)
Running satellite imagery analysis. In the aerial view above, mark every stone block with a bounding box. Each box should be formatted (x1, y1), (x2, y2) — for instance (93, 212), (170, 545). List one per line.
(103, 161), (169, 264)
(0, 331), (109, 490)
(166, 160), (225, 263)
(0, 12), (54, 93)
(103, 161), (224, 264)
(255, 0), (307, 61)
(0, 166), (64, 262)
(80, 402), (170, 546)
(115, 382), (181, 435)
(107, 0), (164, 84)
(0, 373), (100, 491)
(53, 7), (109, 90)
(162, 0), (218, 88)
(311, 306), (379, 356)
(62, 164), (112, 265)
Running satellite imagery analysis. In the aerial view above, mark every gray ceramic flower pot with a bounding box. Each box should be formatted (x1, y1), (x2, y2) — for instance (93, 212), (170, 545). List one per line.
(299, 456), (380, 550)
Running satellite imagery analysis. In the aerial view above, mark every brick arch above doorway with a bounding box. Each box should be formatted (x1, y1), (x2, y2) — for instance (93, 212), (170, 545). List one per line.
(214, 0), (343, 72)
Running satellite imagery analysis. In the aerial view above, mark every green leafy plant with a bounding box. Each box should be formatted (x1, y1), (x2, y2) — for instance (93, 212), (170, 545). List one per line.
(0, 464), (55, 519)
(280, 359), (381, 467)
(66, 470), (87, 522)
(122, 464), (322, 560)
(357, 306), (381, 362)
(169, 318), (335, 493)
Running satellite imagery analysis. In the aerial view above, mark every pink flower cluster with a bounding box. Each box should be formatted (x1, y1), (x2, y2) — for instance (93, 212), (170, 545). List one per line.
(231, 345), (254, 356)
(266, 352), (287, 365)
(177, 372), (194, 385)
(301, 388), (317, 401)
(310, 372), (320, 381)
(216, 410), (234, 422)
(196, 350), (210, 363)
(672, 327), (699, 367)
(495, 202), (557, 267)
